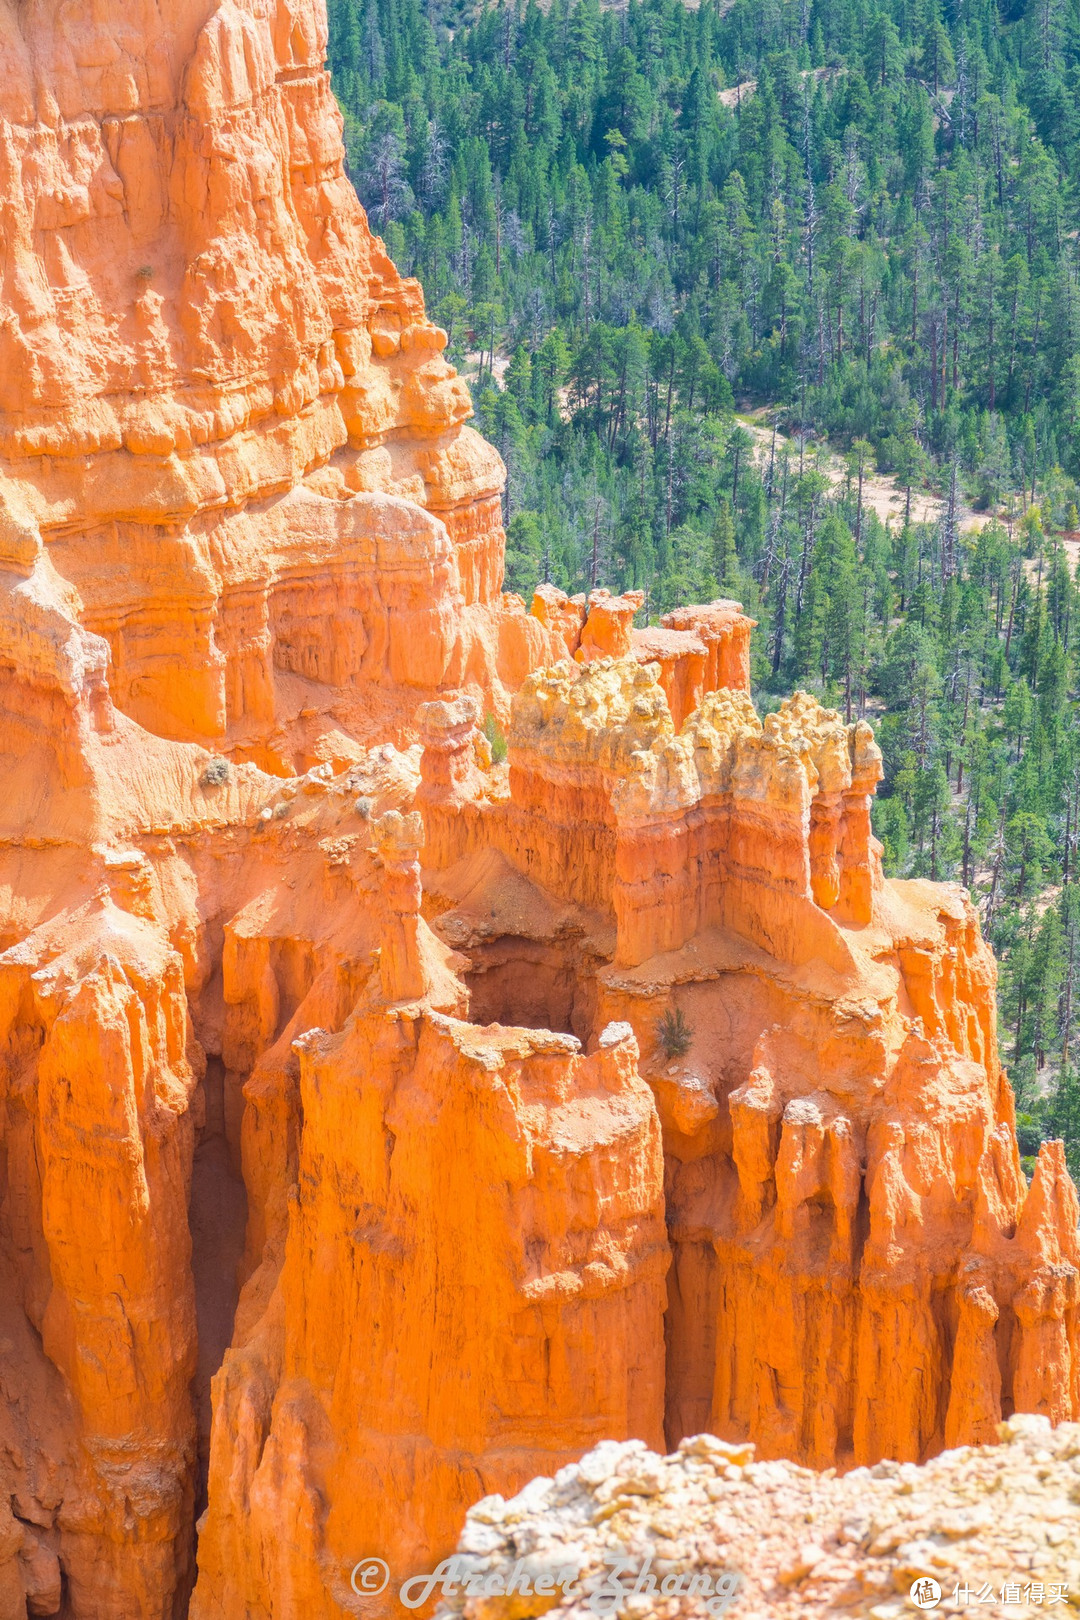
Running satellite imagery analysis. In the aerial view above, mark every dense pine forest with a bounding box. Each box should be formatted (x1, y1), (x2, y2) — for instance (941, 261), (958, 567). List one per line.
(326, 0), (1080, 1168)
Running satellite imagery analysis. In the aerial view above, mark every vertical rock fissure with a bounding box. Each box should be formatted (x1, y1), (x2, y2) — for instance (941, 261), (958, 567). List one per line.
(187, 1057), (248, 1523)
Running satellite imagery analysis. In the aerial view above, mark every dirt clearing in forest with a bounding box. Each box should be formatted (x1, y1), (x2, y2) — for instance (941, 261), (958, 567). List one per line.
(736, 410), (989, 535)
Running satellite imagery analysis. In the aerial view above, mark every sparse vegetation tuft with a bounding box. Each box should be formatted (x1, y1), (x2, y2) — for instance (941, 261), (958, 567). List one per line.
(657, 1008), (694, 1061)
(483, 712), (508, 765)
(202, 756), (230, 788)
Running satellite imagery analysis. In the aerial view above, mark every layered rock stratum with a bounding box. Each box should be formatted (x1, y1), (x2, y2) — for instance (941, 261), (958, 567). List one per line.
(0, 4), (1077, 1620)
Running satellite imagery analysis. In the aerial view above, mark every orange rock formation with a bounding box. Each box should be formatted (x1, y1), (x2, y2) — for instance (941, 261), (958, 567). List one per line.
(0, 5), (1076, 1620)
(414, 665), (1079, 1464)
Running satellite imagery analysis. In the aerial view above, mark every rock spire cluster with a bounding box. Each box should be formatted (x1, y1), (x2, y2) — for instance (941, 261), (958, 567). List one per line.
(0, 4), (1075, 1618)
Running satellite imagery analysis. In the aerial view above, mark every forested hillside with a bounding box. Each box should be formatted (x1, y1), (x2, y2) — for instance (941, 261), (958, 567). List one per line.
(326, 0), (1080, 1165)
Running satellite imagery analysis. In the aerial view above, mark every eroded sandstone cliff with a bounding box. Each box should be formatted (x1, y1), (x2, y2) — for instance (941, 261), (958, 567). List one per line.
(0, 4), (1077, 1620)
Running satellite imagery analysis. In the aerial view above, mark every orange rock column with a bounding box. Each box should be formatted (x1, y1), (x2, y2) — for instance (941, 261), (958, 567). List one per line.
(190, 1015), (668, 1618)
(415, 696), (485, 868)
(371, 811), (427, 1002)
(0, 901), (200, 1618)
(660, 600), (755, 696)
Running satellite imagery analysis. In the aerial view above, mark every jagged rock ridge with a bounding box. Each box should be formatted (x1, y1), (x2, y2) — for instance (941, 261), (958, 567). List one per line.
(438, 1414), (1080, 1620)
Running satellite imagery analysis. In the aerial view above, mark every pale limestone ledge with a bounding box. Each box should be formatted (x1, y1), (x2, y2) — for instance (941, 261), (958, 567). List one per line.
(437, 1416), (1080, 1620)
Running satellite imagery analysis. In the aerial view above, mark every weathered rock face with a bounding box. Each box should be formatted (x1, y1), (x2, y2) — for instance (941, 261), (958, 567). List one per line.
(531, 588), (753, 730)
(192, 1011), (667, 1620)
(417, 661), (1080, 1476)
(0, 4), (1076, 1620)
(0, 0), (561, 780)
(0, 897), (200, 1617)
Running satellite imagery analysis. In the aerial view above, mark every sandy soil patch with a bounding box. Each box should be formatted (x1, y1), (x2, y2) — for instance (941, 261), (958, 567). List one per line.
(736, 411), (987, 535)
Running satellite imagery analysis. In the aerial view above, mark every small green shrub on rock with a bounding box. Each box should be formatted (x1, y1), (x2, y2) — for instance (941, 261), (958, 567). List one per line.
(657, 1007), (694, 1060)
(483, 712), (508, 764)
